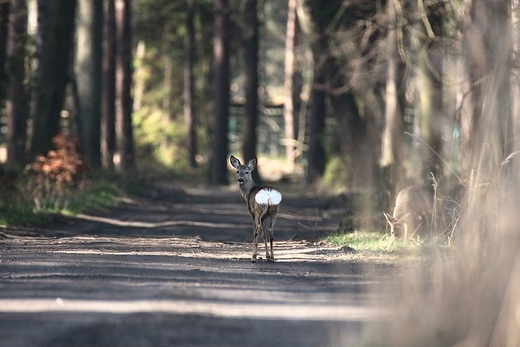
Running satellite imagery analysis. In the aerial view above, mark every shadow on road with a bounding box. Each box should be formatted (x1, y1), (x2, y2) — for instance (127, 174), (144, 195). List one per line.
(0, 187), (389, 347)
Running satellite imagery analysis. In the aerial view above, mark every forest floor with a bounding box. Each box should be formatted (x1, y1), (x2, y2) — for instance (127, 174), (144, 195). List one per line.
(0, 183), (394, 347)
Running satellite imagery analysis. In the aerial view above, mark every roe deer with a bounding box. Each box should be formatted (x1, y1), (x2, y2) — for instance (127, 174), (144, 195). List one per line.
(230, 156), (282, 262)
(383, 185), (434, 239)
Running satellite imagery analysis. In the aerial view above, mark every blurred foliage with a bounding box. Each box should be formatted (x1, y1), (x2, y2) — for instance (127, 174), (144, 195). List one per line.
(131, 0), (293, 176)
(323, 155), (353, 192)
(133, 106), (190, 173)
(132, 0), (216, 176)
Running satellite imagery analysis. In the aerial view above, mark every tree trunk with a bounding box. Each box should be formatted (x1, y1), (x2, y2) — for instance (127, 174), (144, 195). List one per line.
(76, 0), (103, 170)
(306, 63), (326, 184)
(242, 0), (260, 183)
(209, 0), (230, 185)
(6, 0), (28, 167)
(0, 1), (9, 104)
(301, 0), (330, 184)
(30, 0), (77, 159)
(115, 0), (135, 176)
(184, 0), (197, 168)
(416, 4), (444, 185)
(102, 0), (116, 171)
(380, 0), (403, 200)
(283, 0), (298, 168)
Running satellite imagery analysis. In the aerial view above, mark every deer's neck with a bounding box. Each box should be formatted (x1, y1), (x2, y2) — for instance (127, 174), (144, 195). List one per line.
(239, 181), (257, 201)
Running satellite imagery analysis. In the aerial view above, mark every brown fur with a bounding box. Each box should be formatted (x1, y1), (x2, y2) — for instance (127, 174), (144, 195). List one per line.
(384, 185), (434, 239)
(230, 156), (281, 262)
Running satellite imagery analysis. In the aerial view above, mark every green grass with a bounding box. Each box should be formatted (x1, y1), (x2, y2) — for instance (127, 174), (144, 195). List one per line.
(325, 230), (424, 263)
(327, 230), (402, 253)
(0, 206), (51, 226)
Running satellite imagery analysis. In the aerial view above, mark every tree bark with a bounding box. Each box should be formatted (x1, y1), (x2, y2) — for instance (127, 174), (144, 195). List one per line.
(416, 3), (444, 185)
(30, 0), (77, 159)
(242, 0), (260, 183)
(102, 0), (116, 171)
(0, 1), (9, 104)
(115, 0), (135, 176)
(6, 0), (28, 166)
(184, 0), (197, 168)
(380, 0), (403, 197)
(76, 0), (103, 170)
(283, 0), (298, 168)
(209, 0), (230, 185)
(306, 66), (326, 184)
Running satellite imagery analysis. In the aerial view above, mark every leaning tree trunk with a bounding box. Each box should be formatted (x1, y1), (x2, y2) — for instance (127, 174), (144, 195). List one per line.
(6, 0), (28, 166)
(30, 0), (77, 159)
(209, 0), (230, 185)
(115, 0), (135, 176)
(102, 0), (116, 170)
(76, 0), (103, 170)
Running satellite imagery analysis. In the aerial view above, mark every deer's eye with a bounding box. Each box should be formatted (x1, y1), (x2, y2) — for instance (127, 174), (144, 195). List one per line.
(245, 172), (249, 175)
(236, 170), (239, 173)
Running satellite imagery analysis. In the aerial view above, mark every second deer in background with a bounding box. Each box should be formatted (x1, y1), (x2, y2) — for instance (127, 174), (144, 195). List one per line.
(230, 156), (282, 262)
(384, 185), (434, 240)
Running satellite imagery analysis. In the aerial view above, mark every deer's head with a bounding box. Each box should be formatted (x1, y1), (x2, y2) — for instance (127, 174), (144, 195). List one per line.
(230, 156), (256, 187)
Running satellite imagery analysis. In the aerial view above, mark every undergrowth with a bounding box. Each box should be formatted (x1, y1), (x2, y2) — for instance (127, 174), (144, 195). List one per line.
(0, 134), (123, 226)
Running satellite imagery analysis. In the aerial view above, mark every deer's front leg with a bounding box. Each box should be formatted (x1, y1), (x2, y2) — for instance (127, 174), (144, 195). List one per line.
(251, 218), (259, 263)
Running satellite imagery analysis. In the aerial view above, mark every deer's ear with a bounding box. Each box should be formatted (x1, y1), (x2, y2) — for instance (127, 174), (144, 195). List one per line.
(230, 156), (241, 169)
(248, 158), (257, 171)
(383, 212), (398, 226)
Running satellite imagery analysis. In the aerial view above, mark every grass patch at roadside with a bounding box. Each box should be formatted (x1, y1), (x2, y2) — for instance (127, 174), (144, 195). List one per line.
(325, 230), (423, 263)
(0, 180), (123, 226)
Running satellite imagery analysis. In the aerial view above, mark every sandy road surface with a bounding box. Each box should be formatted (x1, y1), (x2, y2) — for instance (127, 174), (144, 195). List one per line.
(0, 187), (390, 347)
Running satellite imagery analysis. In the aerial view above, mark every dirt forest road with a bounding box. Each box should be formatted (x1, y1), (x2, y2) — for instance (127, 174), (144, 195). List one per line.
(0, 185), (391, 347)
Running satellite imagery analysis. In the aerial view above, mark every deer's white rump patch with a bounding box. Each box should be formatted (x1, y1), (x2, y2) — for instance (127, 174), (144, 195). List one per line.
(255, 188), (282, 205)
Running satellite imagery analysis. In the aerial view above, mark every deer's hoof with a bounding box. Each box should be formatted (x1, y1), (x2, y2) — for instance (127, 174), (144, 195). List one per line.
(251, 257), (257, 263)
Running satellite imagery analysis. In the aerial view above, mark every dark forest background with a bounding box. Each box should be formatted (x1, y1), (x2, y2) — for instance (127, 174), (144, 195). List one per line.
(0, 0), (518, 214)
(3, 2), (520, 345)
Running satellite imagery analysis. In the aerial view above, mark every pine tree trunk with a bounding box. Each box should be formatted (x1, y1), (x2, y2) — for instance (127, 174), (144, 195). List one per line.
(102, 0), (116, 170)
(76, 0), (103, 170)
(209, 0), (230, 185)
(416, 4), (444, 185)
(6, 0), (28, 166)
(0, 1), (9, 104)
(184, 0), (197, 168)
(30, 0), (77, 159)
(306, 66), (326, 184)
(283, 0), (298, 168)
(6, 0), (29, 168)
(115, 0), (135, 176)
(242, 0), (259, 183)
(380, 0), (403, 198)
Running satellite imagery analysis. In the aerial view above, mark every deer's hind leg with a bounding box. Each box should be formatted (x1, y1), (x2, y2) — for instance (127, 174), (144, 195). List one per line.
(266, 214), (277, 262)
(261, 218), (271, 262)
